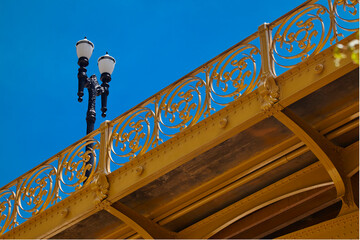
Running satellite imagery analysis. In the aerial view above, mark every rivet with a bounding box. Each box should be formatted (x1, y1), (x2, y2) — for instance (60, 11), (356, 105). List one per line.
(136, 166), (144, 176)
(314, 63), (324, 74)
(60, 208), (69, 217)
(219, 117), (228, 128)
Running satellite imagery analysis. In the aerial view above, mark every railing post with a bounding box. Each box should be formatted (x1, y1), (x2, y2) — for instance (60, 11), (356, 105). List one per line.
(258, 23), (280, 112)
(92, 120), (113, 205)
(98, 120), (113, 175)
(258, 23), (276, 78)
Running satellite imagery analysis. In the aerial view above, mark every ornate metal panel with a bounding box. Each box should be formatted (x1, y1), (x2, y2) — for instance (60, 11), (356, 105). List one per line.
(108, 36), (262, 170)
(0, 130), (101, 235)
(270, 0), (359, 74)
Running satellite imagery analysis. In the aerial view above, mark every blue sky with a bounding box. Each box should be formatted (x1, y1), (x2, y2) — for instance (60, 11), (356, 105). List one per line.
(0, 0), (305, 187)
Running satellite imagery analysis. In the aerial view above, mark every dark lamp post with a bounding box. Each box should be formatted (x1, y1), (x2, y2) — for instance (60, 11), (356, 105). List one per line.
(76, 37), (116, 134)
(76, 37), (116, 180)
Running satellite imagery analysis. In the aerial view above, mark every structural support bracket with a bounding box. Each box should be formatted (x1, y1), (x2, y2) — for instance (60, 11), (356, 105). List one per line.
(105, 202), (179, 239)
(338, 176), (358, 216)
(258, 23), (280, 111)
(92, 121), (112, 205)
(273, 107), (346, 197)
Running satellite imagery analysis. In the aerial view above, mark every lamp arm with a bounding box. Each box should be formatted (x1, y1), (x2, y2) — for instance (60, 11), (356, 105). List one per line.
(77, 57), (89, 102)
(100, 73), (111, 117)
(101, 84), (109, 117)
(77, 76), (86, 102)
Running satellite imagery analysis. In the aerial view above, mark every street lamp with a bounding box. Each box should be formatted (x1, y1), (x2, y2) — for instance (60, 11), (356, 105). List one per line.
(76, 37), (116, 134)
(76, 37), (116, 180)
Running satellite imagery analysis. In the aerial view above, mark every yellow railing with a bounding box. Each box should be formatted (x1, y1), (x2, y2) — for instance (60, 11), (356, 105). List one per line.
(0, 0), (358, 235)
(0, 129), (101, 234)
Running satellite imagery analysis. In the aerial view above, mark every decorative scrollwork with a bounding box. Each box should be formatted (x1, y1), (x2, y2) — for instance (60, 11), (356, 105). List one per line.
(92, 172), (110, 205)
(332, 0), (359, 33)
(271, 0), (359, 70)
(159, 77), (207, 135)
(0, 190), (17, 234)
(59, 139), (100, 194)
(0, 134), (100, 235)
(258, 71), (279, 111)
(209, 44), (261, 106)
(18, 165), (57, 220)
(110, 108), (156, 164)
(271, 4), (332, 69)
(109, 77), (209, 167)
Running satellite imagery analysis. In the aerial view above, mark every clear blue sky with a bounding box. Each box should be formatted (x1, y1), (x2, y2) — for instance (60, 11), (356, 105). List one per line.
(0, 0), (305, 187)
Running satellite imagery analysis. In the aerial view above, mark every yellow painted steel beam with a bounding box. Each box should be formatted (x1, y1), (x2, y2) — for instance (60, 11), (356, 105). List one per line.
(277, 210), (359, 239)
(105, 202), (178, 239)
(179, 162), (333, 239)
(100, 107), (359, 239)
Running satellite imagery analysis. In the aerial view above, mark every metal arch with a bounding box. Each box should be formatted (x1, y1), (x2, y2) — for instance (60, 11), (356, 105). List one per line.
(273, 107), (346, 197)
(204, 183), (334, 239)
(210, 184), (337, 239)
(179, 162), (333, 239)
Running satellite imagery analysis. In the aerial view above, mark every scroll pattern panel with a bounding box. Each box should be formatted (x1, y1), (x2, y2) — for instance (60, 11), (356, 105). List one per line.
(271, 0), (359, 74)
(109, 39), (262, 169)
(0, 133), (100, 235)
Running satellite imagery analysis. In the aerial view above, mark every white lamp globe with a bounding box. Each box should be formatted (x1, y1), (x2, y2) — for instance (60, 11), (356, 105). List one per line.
(98, 52), (116, 75)
(76, 37), (94, 59)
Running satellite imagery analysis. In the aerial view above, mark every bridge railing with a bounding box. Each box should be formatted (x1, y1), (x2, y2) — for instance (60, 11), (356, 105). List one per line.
(0, 129), (101, 234)
(1, 0), (358, 235)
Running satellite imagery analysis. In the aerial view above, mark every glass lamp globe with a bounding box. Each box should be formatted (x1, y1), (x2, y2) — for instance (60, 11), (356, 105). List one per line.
(76, 37), (94, 59)
(98, 52), (116, 75)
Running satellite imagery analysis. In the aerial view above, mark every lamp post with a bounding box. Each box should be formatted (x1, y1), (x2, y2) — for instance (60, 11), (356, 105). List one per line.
(76, 37), (116, 179)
